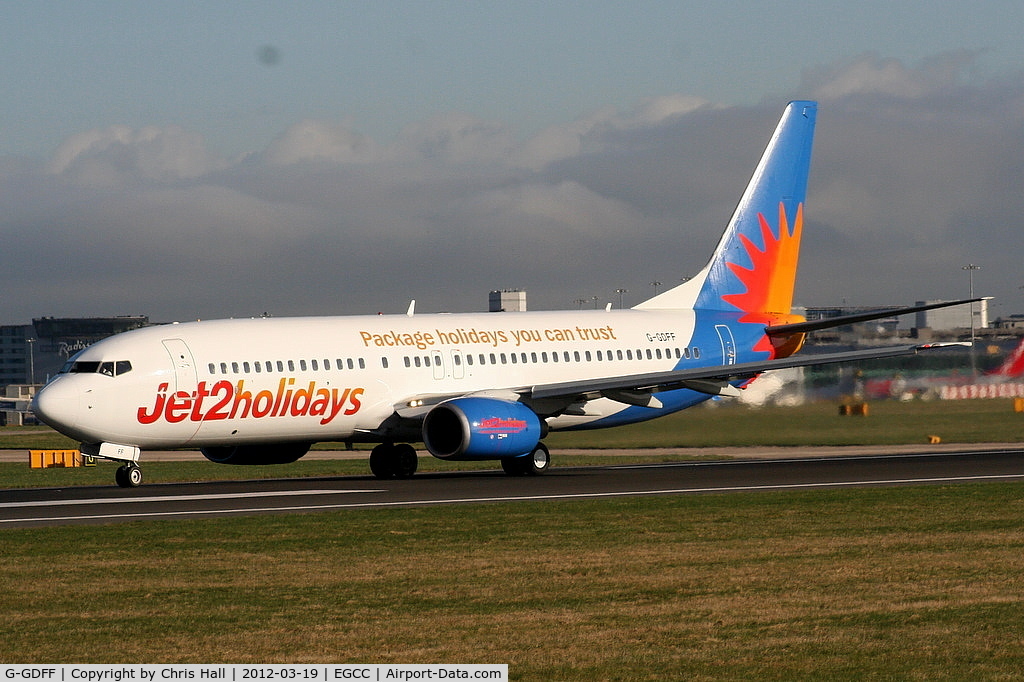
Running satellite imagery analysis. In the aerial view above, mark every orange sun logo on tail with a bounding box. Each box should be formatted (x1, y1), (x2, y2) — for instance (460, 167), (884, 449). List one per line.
(722, 202), (805, 356)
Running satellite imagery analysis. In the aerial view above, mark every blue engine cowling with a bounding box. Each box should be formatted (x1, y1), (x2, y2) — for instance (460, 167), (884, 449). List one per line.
(422, 397), (542, 460)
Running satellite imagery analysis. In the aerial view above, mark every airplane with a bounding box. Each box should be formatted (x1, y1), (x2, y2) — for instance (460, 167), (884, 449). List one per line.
(31, 100), (977, 487)
(863, 334), (1024, 400)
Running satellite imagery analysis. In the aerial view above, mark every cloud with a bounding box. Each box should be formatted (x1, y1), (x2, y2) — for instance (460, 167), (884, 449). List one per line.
(47, 125), (225, 185)
(393, 112), (515, 164)
(3, 53), (1024, 324)
(802, 50), (981, 101)
(264, 120), (379, 165)
(514, 94), (713, 170)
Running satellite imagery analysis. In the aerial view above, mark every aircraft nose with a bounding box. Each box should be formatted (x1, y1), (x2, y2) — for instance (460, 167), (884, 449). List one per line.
(32, 381), (80, 433)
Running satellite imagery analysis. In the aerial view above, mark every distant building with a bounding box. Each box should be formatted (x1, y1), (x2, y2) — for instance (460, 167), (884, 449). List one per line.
(1, 384), (36, 426)
(915, 300), (987, 331)
(0, 325), (32, 387)
(489, 289), (527, 312)
(994, 315), (1024, 331)
(0, 316), (150, 388)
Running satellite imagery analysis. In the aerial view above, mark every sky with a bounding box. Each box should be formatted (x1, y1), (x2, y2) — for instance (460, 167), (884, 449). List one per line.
(3, 1), (1024, 324)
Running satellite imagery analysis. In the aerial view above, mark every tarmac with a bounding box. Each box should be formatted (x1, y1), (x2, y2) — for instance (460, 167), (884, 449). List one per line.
(2, 442), (1022, 464)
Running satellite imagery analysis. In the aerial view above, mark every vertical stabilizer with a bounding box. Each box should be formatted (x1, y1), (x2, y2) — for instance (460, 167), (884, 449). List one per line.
(636, 101), (817, 313)
(992, 337), (1024, 378)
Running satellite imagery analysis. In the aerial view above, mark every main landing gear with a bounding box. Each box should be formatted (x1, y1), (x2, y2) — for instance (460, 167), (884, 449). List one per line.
(369, 443), (419, 479)
(501, 443), (551, 476)
(369, 442), (552, 479)
(114, 463), (143, 488)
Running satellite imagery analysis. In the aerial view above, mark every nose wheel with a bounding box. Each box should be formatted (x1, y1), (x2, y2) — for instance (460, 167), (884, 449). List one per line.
(115, 463), (143, 488)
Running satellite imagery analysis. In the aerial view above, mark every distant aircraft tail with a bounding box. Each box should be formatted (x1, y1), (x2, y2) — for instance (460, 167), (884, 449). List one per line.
(635, 100), (817, 319)
(991, 337), (1024, 378)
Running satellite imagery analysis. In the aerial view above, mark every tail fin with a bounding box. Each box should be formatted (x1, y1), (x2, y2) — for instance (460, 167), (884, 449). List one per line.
(991, 337), (1024, 378)
(635, 101), (817, 313)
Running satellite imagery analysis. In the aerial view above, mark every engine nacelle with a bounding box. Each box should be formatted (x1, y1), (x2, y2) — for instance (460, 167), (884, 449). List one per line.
(200, 442), (311, 465)
(422, 397), (542, 460)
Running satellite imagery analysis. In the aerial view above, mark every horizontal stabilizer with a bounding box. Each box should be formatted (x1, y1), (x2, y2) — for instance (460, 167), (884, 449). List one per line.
(766, 298), (983, 337)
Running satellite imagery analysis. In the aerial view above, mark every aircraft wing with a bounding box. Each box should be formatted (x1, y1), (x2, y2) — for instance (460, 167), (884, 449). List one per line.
(392, 343), (964, 418)
(528, 343), (964, 404)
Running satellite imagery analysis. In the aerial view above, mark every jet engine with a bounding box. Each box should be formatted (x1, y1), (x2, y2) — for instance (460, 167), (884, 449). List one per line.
(422, 397), (543, 460)
(200, 442), (311, 465)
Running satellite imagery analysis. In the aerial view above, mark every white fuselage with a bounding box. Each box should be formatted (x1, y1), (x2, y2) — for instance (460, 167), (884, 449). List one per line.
(33, 306), (726, 450)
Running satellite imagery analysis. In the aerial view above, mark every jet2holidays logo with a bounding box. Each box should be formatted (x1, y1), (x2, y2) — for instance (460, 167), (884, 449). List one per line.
(137, 378), (363, 426)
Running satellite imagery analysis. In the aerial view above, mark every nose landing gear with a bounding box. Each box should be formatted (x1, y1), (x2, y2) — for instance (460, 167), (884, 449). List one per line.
(114, 463), (143, 488)
(81, 443), (145, 488)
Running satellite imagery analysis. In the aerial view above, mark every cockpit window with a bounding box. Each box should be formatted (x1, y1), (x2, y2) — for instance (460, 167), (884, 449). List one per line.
(68, 361), (101, 374)
(64, 360), (133, 377)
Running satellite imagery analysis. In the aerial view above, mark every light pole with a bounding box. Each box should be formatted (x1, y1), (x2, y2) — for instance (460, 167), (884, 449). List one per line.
(963, 264), (981, 375)
(650, 281), (662, 296)
(26, 338), (35, 385)
(615, 288), (628, 309)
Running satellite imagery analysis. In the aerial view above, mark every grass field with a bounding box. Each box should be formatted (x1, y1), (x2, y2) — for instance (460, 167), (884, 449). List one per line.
(3, 399), (1024, 677)
(2, 484), (1024, 677)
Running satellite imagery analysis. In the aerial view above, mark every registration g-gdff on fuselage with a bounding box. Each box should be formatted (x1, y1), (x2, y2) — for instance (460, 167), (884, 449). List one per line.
(32, 101), (967, 487)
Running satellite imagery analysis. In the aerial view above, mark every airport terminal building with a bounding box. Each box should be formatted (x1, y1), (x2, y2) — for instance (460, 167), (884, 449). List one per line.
(1, 316), (149, 424)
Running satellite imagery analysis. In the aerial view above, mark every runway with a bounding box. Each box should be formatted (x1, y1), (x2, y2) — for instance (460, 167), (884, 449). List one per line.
(3, 446), (1024, 528)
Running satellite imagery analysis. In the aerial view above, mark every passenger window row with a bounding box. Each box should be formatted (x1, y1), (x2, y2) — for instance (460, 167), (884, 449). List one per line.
(60, 346), (702, 380)
(400, 346), (701, 368)
(208, 357), (366, 375)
